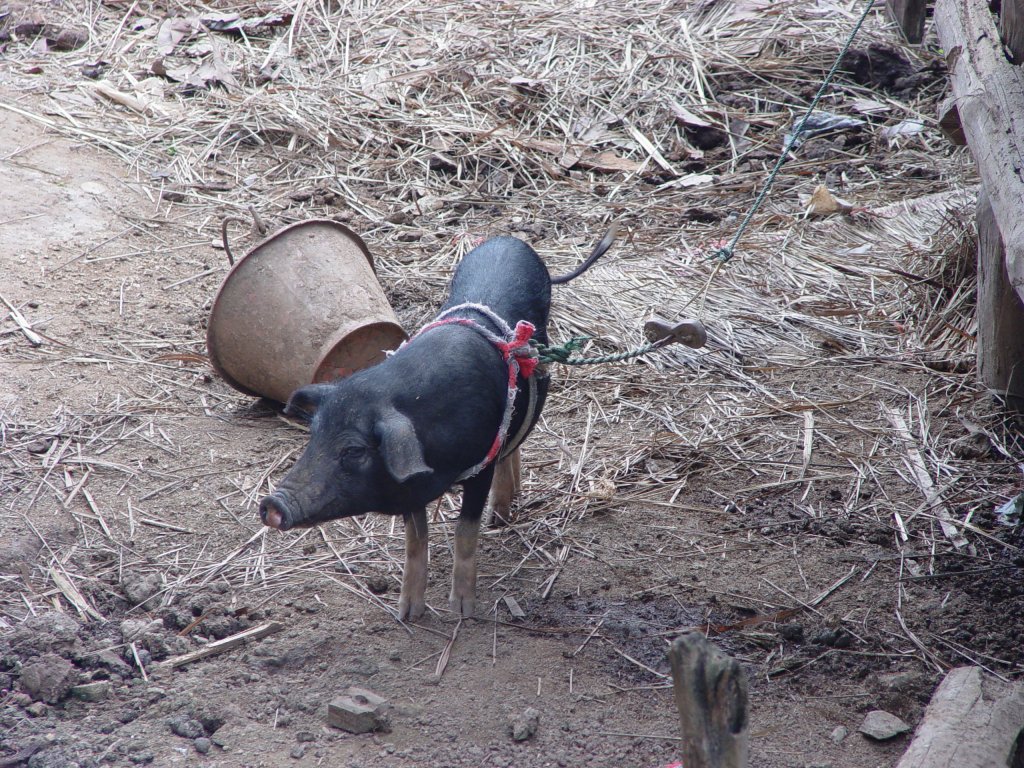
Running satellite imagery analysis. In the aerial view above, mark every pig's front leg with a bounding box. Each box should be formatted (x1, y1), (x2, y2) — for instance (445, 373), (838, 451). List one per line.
(450, 470), (494, 618)
(485, 447), (521, 526)
(398, 507), (428, 621)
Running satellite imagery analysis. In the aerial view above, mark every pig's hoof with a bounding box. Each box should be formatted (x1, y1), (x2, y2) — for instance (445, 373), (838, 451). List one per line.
(397, 595), (425, 622)
(484, 502), (515, 528)
(448, 592), (476, 618)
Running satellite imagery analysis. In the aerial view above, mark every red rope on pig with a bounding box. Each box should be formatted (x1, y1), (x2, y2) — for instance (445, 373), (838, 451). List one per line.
(400, 303), (540, 480)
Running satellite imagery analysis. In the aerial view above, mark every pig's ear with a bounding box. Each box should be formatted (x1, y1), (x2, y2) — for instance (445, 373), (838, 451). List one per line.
(284, 384), (332, 420)
(376, 408), (432, 483)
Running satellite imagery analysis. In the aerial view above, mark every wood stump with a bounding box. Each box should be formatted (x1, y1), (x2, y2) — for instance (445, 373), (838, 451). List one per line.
(668, 633), (749, 768)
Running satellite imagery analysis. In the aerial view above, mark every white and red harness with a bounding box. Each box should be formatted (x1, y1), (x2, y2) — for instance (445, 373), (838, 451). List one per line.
(399, 302), (542, 481)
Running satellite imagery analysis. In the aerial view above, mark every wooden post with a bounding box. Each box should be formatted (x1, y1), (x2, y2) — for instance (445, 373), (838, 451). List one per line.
(896, 666), (1024, 768)
(886, 0), (930, 43)
(668, 633), (749, 768)
(1000, 0), (1024, 64)
(935, 0), (1024, 408)
(977, 186), (1024, 408)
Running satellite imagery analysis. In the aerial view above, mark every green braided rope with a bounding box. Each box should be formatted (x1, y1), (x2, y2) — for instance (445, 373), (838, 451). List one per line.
(711, 0), (876, 263)
(533, 337), (658, 366)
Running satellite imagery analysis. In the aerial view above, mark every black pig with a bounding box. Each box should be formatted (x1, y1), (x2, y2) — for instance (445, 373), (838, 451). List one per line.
(259, 229), (616, 620)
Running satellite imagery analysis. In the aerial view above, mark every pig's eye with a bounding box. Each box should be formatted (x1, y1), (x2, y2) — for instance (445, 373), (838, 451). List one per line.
(340, 446), (367, 461)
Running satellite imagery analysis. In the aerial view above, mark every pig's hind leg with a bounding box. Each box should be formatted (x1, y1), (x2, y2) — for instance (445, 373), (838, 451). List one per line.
(484, 448), (521, 527)
(450, 469), (494, 618)
(398, 507), (428, 621)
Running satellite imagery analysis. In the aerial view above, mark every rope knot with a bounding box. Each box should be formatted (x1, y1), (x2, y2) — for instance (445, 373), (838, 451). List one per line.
(711, 245), (734, 263)
(497, 320), (539, 378)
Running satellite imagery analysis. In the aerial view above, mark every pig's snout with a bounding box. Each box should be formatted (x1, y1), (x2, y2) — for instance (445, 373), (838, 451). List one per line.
(260, 494), (292, 531)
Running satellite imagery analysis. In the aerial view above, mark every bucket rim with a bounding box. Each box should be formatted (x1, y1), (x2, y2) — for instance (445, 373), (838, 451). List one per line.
(313, 319), (409, 384)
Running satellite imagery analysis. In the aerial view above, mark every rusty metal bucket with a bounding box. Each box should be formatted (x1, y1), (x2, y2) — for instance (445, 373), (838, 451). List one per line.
(206, 219), (407, 403)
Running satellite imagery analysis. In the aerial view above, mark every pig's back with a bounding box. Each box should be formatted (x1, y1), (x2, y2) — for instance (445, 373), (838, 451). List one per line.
(440, 236), (551, 342)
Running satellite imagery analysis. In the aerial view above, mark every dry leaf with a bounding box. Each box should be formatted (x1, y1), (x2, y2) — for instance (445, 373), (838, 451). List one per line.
(881, 120), (925, 140)
(586, 150), (645, 174)
(510, 76), (545, 95)
(589, 476), (616, 499)
(668, 101), (716, 130)
(87, 80), (150, 114)
(156, 17), (196, 56)
(849, 98), (890, 116)
(495, 130), (646, 174)
(151, 50), (237, 91)
(361, 66), (398, 102)
(805, 184), (854, 217)
(657, 173), (715, 190)
(200, 11), (293, 34)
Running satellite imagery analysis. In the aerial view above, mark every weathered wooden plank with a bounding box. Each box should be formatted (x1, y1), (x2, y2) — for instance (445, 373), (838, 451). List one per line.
(887, 0), (929, 44)
(976, 186), (1024, 408)
(668, 633), (749, 768)
(935, 0), (1024, 302)
(1000, 0), (1024, 64)
(896, 666), (1024, 768)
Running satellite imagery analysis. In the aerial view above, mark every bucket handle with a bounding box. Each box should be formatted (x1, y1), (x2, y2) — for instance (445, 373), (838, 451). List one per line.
(220, 205), (269, 266)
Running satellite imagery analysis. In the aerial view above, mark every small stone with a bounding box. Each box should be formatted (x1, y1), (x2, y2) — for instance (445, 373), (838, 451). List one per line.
(387, 649), (402, 662)
(91, 649), (132, 677)
(951, 432), (992, 459)
(876, 671), (921, 694)
(25, 701), (48, 717)
(20, 653), (78, 703)
(778, 623), (804, 643)
(510, 707), (541, 742)
(169, 716), (205, 739)
(119, 705), (143, 724)
(194, 707), (225, 735)
(830, 725), (848, 744)
(859, 710), (911, 741)
(120, 618), (162, 644)
(366, 575), (390, 595)
(296, 731), (316, 743)
(194, 737), (212, 755)
(327, 687), (390, 734)
(129, 751), (154, 765)
(11, 693), (33, 708)
(810, 627), (854, 648)
(70, 681), (111, 702)
(121, 572), (163, 607)
(290, 744), (306, 759)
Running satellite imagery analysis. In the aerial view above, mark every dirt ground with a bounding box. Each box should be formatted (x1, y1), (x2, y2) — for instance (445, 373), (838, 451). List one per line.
(4, 2), (1024, 768)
